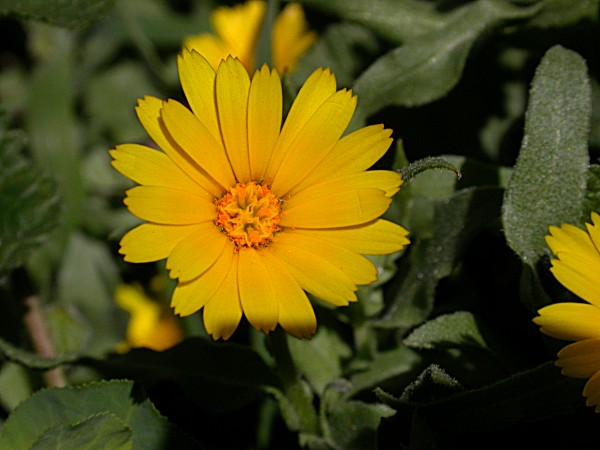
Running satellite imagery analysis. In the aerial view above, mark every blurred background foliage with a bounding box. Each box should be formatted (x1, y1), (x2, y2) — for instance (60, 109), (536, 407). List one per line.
(0, 0), (599, 448)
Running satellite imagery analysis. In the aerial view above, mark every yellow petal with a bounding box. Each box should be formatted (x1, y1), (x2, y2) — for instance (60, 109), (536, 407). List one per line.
(272, 3), (317, 73)
(291, 125), (393, 195)
(264, 67), (337, 184)
(550, 253), (600, 308)
(296, 220), (410, 255)
(280, 188), (391, 229)
(166, 223), (228, 282)
(247, 65), (282, 181)
(583, 370), (600, 411)
(211, 0), (265, 71)
(546, 222), (597, 258)
(124, 186), (215, 225)
(183, 33), (231, 72)
(216, 57), (251, 182)
(238, 249), (279, 333)
(135, 96), (223, 196)
(110, 144), (209, 198)
(278, 231), (377, 285)
(177, 49), (221, 141)
(557, 339), (600, 378)
(534, 302), (600, 341)
(288, 171), (402, 208)
(263, 252), (316, 339)
(271, 89), (357, 197)
(270, 235), (357, 306)
(120, 223), (200, 263)
(203, 253), (243, 340)
(171, 240), (235, 316)
(161, 99), (235, 191)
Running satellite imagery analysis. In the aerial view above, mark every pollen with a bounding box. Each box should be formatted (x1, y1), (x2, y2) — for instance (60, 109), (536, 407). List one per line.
(215, 182), (282, 249)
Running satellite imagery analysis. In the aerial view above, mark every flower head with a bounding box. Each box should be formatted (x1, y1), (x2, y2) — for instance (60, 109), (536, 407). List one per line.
(183, 1), (316, 73)
(115, 284), (184, 352)
(533, 212), (600, 412)
(111, 50), (409, 340)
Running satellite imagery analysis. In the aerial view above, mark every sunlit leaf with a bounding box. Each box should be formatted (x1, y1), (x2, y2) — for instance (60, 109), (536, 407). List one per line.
(502, 45), (590, 265)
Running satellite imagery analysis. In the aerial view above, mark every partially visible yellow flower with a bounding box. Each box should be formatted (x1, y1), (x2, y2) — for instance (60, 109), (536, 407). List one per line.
(111, 50), (409, 341)
(115, 284), (184, 352)
(533, 212), (600, 412)
(183, 1), (316, 73)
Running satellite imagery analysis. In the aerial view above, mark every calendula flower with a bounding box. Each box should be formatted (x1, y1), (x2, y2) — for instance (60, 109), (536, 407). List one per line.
(110, 49), (409, 340)
(183, 0), (316, 73)
(534, 212), (600, 412)
(115, 284), (184, 352)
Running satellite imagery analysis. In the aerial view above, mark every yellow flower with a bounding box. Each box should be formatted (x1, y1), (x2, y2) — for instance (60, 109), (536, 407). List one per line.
(110, 50), (410, 340)
(115, 284), (184, 352)
(533, 212), (600, 412)
(183, 1), (316, 73)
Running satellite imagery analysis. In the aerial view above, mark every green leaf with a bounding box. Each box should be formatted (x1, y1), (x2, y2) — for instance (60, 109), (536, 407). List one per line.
(353, 0), (538, 119)
(381, 364), (465, 405)
(31, 413), (132, 450)
(584, 164), (600, 216)
(0, 0), (115, 28)
(403, 312), (488, 351)
(414, 362), (585, 433)
(0, 380), (198, 449)
(525, 0), (600, 29)
(0, 123), (60, 275)
(298, 0), (445, 44)
(26, 25), (85, 230)
(0, 336), (79, 369)
(56, 232), (122, 356)
(350, 346), (422, 395)
(84, 62), (159, 143)
(378, 187), (503, 330)
(0, 363), (34, 412)
(288, 327), (352, 394)
(287, 22), (379, 90)
(502, 45), (591, 266)
(325, 399), (395, 450)
(85, 337), (279, 412)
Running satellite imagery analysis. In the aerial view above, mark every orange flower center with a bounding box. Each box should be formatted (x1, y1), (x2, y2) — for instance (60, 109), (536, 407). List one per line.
(215, 182), (282, 250)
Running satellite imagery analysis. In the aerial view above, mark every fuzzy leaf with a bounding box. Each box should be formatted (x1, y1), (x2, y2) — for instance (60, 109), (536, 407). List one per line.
(502, 45), (591, 265)
(404, 312), (488, 351)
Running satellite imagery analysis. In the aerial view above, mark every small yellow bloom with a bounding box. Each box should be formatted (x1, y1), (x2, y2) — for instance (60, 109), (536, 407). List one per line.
(183, 1), (316, 73)
(115, 284), (184, 352)
(111, 50), (409, 340)
(534, 212), (600, 412)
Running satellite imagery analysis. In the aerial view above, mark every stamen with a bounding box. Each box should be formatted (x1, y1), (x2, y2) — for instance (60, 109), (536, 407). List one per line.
(215, 182), (282, 250)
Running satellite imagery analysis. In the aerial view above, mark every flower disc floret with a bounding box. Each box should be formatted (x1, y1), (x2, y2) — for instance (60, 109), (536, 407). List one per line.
(215, 181), (281, 249)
